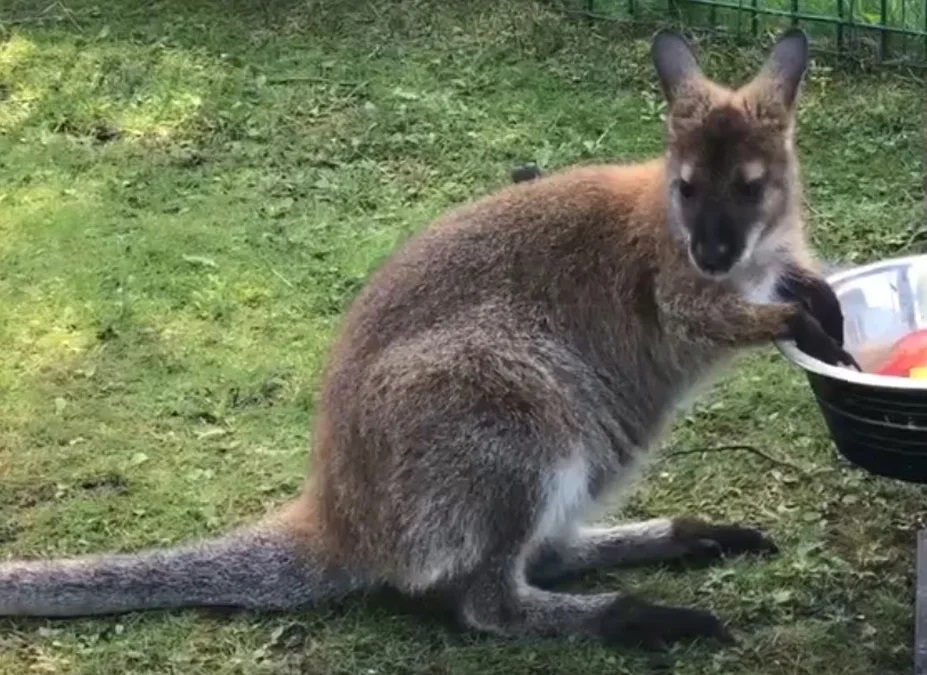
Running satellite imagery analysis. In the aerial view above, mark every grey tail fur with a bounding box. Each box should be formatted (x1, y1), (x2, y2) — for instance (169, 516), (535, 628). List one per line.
(0, 525), (360, 618)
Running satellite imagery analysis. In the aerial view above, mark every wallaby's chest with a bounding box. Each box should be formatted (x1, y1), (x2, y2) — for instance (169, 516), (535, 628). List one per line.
(734, 263), (783, 305)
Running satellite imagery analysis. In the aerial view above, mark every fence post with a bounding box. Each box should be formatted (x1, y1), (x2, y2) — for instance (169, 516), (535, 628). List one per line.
(879, 0), (889, 60)
(836, 0), (844, 53)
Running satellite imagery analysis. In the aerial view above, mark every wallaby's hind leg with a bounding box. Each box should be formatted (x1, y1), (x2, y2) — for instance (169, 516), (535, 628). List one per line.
(370, 352), (742, 649)
(457, 562), (734, 649)
(528, 518), (778, 586)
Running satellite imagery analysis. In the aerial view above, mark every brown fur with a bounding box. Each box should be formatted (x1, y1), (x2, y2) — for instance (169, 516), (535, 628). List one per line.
(0, 29), (849, 649)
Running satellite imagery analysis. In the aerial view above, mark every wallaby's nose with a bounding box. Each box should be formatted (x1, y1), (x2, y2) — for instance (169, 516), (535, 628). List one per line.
(691, 240), (736, 275)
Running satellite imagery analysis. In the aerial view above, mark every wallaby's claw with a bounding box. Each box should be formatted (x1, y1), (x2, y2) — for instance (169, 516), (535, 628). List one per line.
(672, 518), (778, 565)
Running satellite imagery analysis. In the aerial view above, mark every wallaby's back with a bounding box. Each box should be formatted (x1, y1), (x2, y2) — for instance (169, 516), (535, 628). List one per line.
(329, 162), (670, 366)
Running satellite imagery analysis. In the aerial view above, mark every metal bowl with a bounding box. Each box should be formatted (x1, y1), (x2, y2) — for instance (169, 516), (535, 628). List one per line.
(777, 253), (927, 484)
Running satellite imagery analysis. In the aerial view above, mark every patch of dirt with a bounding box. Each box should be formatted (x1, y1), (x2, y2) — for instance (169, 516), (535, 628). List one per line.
(10, 483), (59, 508)
(50, 117), (122, 144)
(0, 519), (21, 544)
(78, 473), (129, 496)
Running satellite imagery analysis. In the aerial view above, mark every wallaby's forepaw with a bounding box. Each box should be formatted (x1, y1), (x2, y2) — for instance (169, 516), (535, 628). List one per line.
(600, 597), (734, 650)
(787, 308), (860, 370)
(672, 517), (778, 564)
(777, 270), (845, 346)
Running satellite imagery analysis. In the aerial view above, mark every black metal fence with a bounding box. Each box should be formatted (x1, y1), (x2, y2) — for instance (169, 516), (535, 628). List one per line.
(562, 0), (927, 66)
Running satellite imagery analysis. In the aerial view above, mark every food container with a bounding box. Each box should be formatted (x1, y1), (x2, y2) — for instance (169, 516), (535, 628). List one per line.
(777, 254), (927, 483)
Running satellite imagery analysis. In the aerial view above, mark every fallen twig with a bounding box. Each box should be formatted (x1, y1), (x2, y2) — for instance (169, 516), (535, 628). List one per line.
(268, 266), (295, 289)
(266, 75), (367, 89)
(659, 443), (810, 475)
(895, 222), (927, 254)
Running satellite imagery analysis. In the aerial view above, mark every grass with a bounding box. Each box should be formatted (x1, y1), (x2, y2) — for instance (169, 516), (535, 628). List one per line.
(0, 0), (923, 673)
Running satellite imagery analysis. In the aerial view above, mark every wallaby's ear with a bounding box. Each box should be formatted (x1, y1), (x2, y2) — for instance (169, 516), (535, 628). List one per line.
(651, 30), (702, 104)
(758, 28), (809, 108)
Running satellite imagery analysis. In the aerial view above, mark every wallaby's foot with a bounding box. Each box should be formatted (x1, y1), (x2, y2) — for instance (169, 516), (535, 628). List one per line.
(459, 580), (617, 639)
(458, 573), (733, 650)
(671, 517), (778, 566)
(600, 596), (734, 649)
(528, 517), (777, 585)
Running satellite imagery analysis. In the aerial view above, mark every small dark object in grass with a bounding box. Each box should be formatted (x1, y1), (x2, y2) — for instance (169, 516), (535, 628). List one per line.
(92, 123), (121, 144)
(96, 325), (118, 342)
(511, 163), (542, 183)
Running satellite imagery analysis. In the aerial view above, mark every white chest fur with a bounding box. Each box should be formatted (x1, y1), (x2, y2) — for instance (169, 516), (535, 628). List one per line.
(735, 264), (782, 305)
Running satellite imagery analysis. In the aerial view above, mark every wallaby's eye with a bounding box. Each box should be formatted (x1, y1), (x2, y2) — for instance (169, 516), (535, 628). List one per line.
(678, 179), (696, 199)
(737, 178), (764, 202)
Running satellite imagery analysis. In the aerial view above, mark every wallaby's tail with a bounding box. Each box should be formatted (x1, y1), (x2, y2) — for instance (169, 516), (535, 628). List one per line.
(0, 500), (363, 617)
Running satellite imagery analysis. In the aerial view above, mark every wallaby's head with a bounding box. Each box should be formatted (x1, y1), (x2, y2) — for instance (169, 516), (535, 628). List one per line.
(652, 29), (808, 279)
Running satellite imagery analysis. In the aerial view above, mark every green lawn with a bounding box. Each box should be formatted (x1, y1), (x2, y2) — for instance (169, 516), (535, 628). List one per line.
(0, 1), (923, 673)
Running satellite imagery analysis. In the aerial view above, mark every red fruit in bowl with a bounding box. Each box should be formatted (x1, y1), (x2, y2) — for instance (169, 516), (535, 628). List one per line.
(874, 329), (927, 377)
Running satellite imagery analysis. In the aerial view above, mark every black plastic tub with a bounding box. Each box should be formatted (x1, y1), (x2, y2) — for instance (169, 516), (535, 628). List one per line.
(777, 255), (927, 484)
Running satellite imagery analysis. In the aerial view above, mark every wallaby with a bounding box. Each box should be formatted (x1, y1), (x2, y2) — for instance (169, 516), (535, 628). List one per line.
(0, 29), (857, 649)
